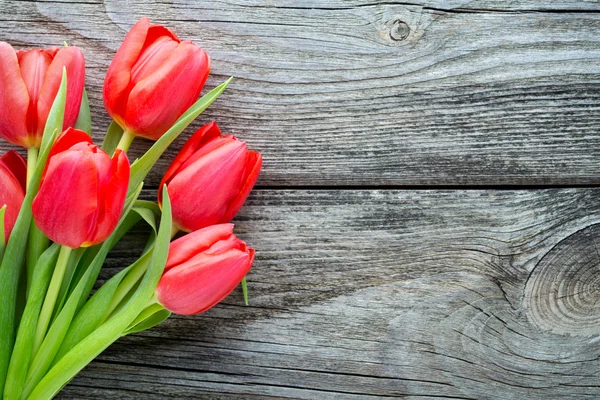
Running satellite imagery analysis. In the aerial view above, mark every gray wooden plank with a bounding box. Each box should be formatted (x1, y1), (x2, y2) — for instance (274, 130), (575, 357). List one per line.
(55, 188), (600, 399)
(1, 1), (599, 185)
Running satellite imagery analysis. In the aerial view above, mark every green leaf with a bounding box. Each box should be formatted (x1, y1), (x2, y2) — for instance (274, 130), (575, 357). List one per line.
(54, 251), (152, 362)
(21, 183), (144, 398)
(132, 206), (158, 232)
(101, 121), (124, 155)
(128, 77), (232, 197)
(28, 187), (173, 400)
(124, 303), (170, 335)
(3, 244), (60, 400)
(74, 89), (91, 134)
(0, 70), (66, 394)
(241, 277), (249, 306)
(0, 205), (6, 262)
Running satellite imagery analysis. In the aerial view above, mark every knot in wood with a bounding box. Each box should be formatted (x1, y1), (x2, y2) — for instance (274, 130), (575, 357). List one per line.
(389, 20), (410, 42)
(524, 224), (600, 336)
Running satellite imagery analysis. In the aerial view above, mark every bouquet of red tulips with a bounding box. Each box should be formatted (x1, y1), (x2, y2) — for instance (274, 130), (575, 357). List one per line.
(0, 18), (261, 399)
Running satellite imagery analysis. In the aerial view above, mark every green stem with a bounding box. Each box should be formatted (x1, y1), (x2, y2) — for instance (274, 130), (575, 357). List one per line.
(115, 131), (135, 153)
(26, 147), (38, 190)
(25, 147), (49, 295)
(33, 246), (72, 356)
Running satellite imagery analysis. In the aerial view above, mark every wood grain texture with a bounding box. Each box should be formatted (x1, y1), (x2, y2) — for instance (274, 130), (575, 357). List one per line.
(1, 0), (599, 185)
(54, 188), (600, 399)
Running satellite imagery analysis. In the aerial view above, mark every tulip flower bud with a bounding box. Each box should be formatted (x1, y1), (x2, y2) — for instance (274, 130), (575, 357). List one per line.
(156, 224), (254, 315)
(32, 128), (130, 248)
(0, 151), (27, 242)
(159, 121), (262, 232)
(103, 17), (210, 141)
(0, 42), (85, 148)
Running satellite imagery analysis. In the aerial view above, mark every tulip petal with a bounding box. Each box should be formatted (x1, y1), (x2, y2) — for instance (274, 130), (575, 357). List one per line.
(32, 150), (98, 248)
(124, 42), (210, 140)
(88, 149), (130, 246)
(221, 150), (262, 223)
(203, 235), (248, 255)
(48, 128), (92, 158)
(130, 37), (178, 85)
(168, 139), (247, 231)
(165, 223), (234, 271)
(157, 249), (252, 315)
(0, 151), (27, 192)
(0, 42), (30, 147)
(103, 17), (149, 119)
(145, 25), (179, 45)
(0, 156), (26, 241)
(158, 121), (221, 205)
(36, 47), (85, 140)
(18, 49), (55, 137)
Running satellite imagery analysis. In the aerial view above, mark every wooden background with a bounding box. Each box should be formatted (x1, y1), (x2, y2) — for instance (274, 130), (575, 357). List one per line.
(2, 0), (600, 398)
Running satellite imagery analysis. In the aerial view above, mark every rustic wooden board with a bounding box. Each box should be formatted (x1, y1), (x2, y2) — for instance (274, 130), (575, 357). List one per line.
(1, 0), (599, 185)
(52, 188), (600, 399)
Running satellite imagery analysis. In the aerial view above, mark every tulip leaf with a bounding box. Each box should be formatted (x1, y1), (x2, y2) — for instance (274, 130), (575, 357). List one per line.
(3, 244), (60, 400)
(40, 69), (67, 155)
(0, 205), (6, 261)
(241, 277), (249, 306)
(56, 202), (159, 361)
(74, 88), (92, 134)
(55, 250), (153, 362)
(21, 183), (144, 399)
(123, 303), (170, 335)
(0, 70), (66, 394)
(28, 187), (173, 400)
(102, 120), (124, 155)
(132, 206), (158, 232)
(128, 77), (233, 196)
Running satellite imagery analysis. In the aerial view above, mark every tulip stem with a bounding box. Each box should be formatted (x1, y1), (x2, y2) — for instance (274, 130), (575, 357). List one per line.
(26, 147), (39, 190)
(116, 131), (135, 153)
(33, 245), (72, 357)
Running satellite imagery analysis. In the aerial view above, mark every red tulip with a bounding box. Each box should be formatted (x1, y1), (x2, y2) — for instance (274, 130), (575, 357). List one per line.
(156, 224), (254, 315)
(159, 122), (262, 232)
(103, 17), (210, 141)
(0, 42), (85, 148)
(32, 128), (130, 248)
(0, 151), (26, 242)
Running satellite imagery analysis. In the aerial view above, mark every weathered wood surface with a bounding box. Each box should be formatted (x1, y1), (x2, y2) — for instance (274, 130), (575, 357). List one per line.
(2, 0), (600, 399)
(1, 0), (600, 185)
(61, 188), (600, 399)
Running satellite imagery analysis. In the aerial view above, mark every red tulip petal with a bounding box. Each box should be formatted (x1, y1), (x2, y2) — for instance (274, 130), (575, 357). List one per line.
(37, 46), (85, 140)
(0, 161), (26, 242)
(221, 150), (262, 223)
(158, 121), (221, 205)
(204, 235), (248, 255)
(87, 149), (130, 246)
(145, 25), (180, 45)
(43, 128), (92, 179)
(32, 149), (98, 248)
(0, 42), (30, 147)
(130, 36), (178, 85)
(168, 139), (247, 231)
(157, 249), (253, 315)
(18, 49), (54, 137)
(0, 151), (27, 191)
(124, 42), (210, 140)
(165, 223), (234, 271)
(103, 17), (149, 119)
